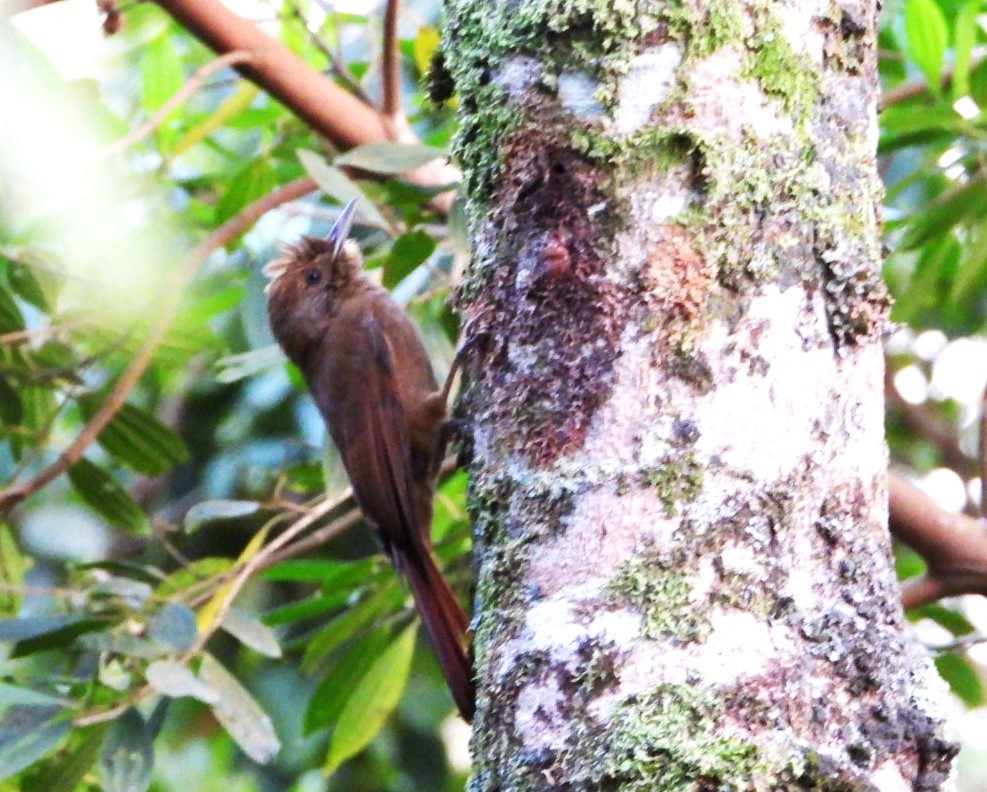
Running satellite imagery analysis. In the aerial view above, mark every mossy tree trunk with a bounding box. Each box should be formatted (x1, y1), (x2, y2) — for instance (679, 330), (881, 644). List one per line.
(444, 0), (957, 788)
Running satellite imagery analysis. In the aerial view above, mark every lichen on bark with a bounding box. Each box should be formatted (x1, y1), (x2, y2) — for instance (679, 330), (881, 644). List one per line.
(444, 0), (955, 788)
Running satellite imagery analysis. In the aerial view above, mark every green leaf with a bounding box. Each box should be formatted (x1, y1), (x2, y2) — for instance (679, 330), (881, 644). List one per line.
(6, 259), (55, 312)
(324, 623), (416, 774)
(952, 0), (980, 100)
(0, 614), (86, 643)
(935, 651), (984, 706)
(305, 624), (395, 734)
(878, 104), (967, 154)
(263, 590), (354, 627)
(99, 709), (153, 792)
(0, 707), (70, 781)
(6, 617), (108, 658)
(200, 653), (280, 764)
(216, 160), (277, 225)
(221, 609), (281, 658)
(0, 283), (24, 334)
(0, 683), (66, 709)
(335, 143), (447, 175)
(183, 499), (261, 532)
(140, 36), (183, 115)
(301, 582), (401, 673)
(67, 458), (149, 533)
(296, 150), (391, 231)
(0, 375), (23, 429)
(171, 81), (260, 157)
(263, 557), (376, 584)
(899, 177), (987, 250)
(0, 525), (25, 617)
(155, 557), (233, 599)
(215, 345), (284, 383)
(384, 230), (437, 289)
(147, 602), (198, 653)
(77, 396), (188, 476)
(145, 660), (219, 704)
(910, 604), (975, 635)
(970, 56), (987, 106)
(905, 0), (949, 91)
(27, 724), (109, 792)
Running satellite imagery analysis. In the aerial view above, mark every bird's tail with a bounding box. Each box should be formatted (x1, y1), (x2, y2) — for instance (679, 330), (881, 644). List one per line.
(398, 546), (475, 721)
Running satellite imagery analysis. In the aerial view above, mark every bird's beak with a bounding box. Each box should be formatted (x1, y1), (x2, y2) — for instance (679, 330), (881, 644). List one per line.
(328, 198), (358, 260)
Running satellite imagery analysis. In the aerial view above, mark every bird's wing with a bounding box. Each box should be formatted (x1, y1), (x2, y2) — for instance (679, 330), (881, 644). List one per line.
(334, 312), (424, 564)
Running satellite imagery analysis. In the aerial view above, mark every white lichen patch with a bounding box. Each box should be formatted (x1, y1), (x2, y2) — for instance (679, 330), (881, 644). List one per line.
(686, 47), (793, 140)
(515, 670), (570, 748)
(869, 761), (912, 792)
(527, 486), (679, 597)
(601, 610), (799, 709)
(776, 0), (827, 65)
(686, 284), (838, 482)
(558, 70), (605, 120)
(695, 610), (785, 686)
(496, 55), (541, 98)
(613, 45), (683, 134)
(507, 597), (643, 750)
(580, 330), (665, 466)
(719, 542), (761, 577)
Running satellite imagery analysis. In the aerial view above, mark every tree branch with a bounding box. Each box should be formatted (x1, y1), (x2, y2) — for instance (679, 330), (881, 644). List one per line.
(381, 0), (403, 121)
(980, 379), (987, 515)
(889, 471), (987, 609)
(97, 51), (253, 160)
(152, 0), (391, 151)
(0, 177), (318, 517)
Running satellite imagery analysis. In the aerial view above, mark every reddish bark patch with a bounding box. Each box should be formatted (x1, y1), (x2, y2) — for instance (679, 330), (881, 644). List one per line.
(643, 225), (715, 350)
(465, 116), (628, 466)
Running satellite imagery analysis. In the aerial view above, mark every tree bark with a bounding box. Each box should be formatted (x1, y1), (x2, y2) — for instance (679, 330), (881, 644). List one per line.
(445, 0), (957, 788)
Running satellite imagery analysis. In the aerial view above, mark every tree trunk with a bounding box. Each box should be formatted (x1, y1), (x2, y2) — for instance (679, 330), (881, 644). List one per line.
(444, 0), (957, 788)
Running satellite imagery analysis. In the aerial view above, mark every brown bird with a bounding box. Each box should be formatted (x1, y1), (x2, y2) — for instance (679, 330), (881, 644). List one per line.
(263, 200), (474, 721)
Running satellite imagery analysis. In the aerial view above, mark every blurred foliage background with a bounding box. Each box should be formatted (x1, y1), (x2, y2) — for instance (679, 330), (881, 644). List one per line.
(0, 0), (986, 788)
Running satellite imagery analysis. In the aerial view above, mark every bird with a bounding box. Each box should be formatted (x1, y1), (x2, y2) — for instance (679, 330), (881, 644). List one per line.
(263, 199), (474, 721)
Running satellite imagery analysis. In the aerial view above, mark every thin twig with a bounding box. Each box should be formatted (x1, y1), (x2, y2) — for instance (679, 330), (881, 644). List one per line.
(0, 177), (318, 518)
(980, 379), (987, 517)
(879, 56), (985, 110)
(380, 0), (402, 121)
(72, 453), (464, 727)
(927, 633), (987, 653)
(97, 51), (254, 160)
(72, 495), (349, 728)
(0, 320), (88, 347)
(283, 0), (370, 103)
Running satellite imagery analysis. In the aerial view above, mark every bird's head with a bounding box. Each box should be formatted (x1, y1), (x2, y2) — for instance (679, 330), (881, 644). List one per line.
(263, 199), (363, 364)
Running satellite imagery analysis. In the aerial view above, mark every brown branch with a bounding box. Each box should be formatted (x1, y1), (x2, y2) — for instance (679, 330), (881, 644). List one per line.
(153, 0), (392, 151)
(980, 380), (987, 516)
(881, 80), (940, 110)
(889, 471), (987, 609)
(97, 51), (253, 160)
(0, 177), (318, 517)
(880, 56), (986, 110)
(380, 0), (402, 121)
(150, 0), (460, 211)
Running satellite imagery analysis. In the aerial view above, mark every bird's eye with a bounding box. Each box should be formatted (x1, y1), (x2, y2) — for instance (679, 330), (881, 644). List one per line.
(305, 268), (322, 285)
